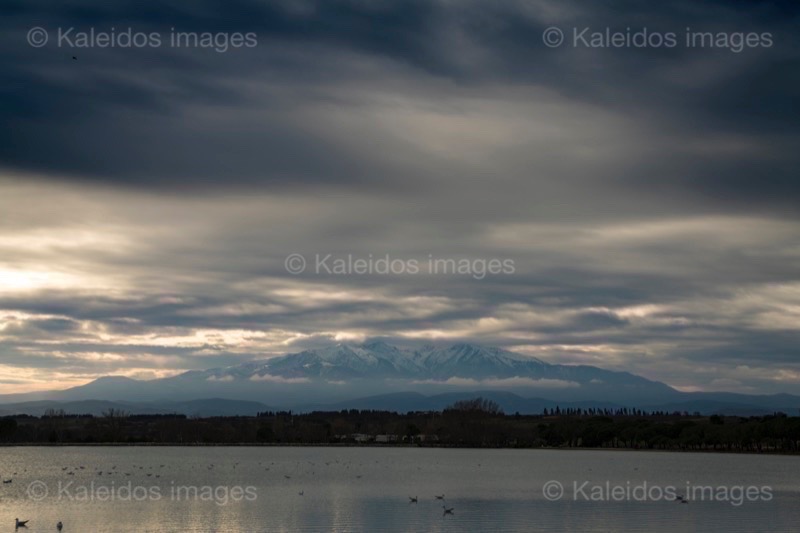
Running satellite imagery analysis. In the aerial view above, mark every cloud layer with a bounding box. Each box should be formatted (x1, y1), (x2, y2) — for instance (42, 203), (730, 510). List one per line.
(0, 0), (799, 394)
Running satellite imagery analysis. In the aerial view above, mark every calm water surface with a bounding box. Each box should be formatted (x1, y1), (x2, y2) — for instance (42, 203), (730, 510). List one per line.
(0, 447), (797, 532)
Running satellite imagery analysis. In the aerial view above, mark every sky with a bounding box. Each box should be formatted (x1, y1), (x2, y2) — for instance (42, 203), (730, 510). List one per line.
(0, 0), (799, 394)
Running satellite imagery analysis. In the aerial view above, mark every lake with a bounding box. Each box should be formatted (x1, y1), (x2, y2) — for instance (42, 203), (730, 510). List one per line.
(1, 447), (798, 532)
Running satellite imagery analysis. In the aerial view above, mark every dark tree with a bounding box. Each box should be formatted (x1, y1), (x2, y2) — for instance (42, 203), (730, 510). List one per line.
(445, 397), (503, 415)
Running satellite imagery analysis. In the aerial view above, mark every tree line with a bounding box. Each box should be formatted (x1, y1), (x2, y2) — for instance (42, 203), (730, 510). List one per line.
(0, 398), (798, 453)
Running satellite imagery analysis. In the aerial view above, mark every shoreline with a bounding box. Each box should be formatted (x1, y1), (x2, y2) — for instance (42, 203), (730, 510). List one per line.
(1, 442), (798, 456)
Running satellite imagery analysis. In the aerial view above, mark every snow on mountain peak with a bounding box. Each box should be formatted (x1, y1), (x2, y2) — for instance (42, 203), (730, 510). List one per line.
(169, 340), (667, 395)
(231, 341), (550, 380)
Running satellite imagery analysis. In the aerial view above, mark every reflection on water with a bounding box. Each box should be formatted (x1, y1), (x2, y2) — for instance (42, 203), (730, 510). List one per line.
(0, 447), (798, 532)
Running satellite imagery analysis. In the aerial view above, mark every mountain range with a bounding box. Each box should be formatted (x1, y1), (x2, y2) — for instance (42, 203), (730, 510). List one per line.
(1, 342), (798, 416)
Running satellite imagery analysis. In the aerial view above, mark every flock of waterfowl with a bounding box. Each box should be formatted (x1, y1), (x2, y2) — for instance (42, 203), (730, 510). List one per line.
(5, 457), (464, 529)
(408, 494), (455, 515)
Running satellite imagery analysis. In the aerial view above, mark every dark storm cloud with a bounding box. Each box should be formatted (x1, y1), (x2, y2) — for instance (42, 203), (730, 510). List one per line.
(0, 0), (456, 188)
(0, 0), (797, 199)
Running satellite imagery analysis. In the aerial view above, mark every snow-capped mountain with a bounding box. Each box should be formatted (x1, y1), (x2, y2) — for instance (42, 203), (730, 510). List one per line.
(190, 341), (663, 390)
